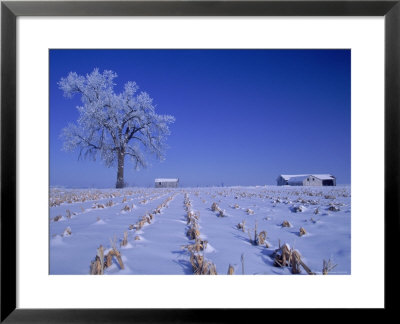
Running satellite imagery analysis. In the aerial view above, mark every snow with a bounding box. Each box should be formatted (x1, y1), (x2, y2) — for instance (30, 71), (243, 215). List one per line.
(49, 186), (351, 275)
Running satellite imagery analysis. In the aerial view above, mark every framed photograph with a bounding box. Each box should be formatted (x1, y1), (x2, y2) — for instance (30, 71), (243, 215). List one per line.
(47, 48), (351, 274)
(1, 0), (398, 321)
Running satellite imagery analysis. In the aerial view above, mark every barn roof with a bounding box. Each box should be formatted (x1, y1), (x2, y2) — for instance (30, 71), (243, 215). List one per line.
(311, 174), (335, 180)
(279, 174), (308, 181)
(279, 174), (335, 181)
(155, 178), (179, 182)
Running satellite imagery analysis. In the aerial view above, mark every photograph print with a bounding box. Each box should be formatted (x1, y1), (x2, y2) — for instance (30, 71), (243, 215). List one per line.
(49, 49), (351, 275)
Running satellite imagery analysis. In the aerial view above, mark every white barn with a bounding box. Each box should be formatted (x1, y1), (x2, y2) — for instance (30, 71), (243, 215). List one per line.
(277, 174), (336, 186)
(155, 178), (179, 188)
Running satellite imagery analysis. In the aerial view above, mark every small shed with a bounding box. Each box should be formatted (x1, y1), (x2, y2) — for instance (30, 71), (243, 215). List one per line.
(277, 174), (336, 186)
(276, 174), (308, 186)
(304, 174), (336, 186)
(155, 178), (179, 188)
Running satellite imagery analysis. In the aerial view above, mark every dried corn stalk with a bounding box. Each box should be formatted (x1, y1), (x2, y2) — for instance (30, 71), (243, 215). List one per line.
(246, 208), (254, 215)
(121, 205), (131, 212)
(291, 250), (301, 274)
(105, 200), (114, 207)
(190, 253), (217, 275)
(90, 245), (104, 275)
(182, 238), (208, 253)
(274, 243), (292, 267)
(120, 231), (128, 247)
(237, 220), (246, 232)
(105, 248), (125, 270)
(273, 243), (315, 275)
(63, 226), (72, 237)
(322, 259), (337, 275)
(256, 231), (267, 245)
(66, 209), (72, 219)
(328, 205), (340, 212)
(187, 226), (200, 240)
(217, 209), (226, 217)
(211, 202), (219, 212)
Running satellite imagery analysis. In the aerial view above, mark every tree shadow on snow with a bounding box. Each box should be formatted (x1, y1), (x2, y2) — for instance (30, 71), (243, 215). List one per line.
(171, 249), (187, 256)
(260, 255), (276, 268)
(289, 231), (302, 237)
(259, 249), (276, 267)
(232, 233), (253, 246)
(172, 259), (193, 275)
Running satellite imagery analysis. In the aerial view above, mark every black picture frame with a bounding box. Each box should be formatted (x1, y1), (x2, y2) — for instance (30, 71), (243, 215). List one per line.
(1, 0), (398, 322)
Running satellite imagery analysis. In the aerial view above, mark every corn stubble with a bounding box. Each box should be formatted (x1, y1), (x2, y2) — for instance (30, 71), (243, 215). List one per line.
(90, 240), (125, 275)
(53, 215), (62, 222)
(211, 202), (219, 212)
(182, 238), (208, 253)
(237, 220), (246, 232)
(184, 195), (217, 275)
(190, 253), (217, 275)
(120, 231), (128, 247)
(322, 259), (337, 275)
(273, 243), (315, 275)
(247, 221), (267, 246)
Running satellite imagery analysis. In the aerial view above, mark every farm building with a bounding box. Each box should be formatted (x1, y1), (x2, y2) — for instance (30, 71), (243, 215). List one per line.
(155, 178), (179, 188)
(277, 174), (336, 186)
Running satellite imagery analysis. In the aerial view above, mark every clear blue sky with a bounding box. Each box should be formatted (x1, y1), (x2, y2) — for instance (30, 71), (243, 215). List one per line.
(50, 49), (350, 188)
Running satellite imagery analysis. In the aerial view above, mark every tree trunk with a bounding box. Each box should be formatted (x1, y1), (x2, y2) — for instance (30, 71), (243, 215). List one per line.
(116, 150), (125, 188)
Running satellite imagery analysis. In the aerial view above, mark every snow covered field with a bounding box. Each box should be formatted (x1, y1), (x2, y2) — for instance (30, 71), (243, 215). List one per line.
(49, 186), (351, 275)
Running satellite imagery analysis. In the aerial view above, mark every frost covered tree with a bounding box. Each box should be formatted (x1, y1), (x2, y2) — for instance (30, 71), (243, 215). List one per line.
(59, 69), (175, 188)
